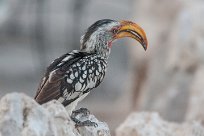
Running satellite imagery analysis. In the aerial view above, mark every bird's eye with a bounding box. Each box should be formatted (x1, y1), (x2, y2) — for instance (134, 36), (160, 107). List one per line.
(112, 28), (118, 34)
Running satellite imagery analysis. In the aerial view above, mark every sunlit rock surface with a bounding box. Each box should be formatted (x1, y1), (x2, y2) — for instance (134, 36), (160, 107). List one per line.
(116, 112), (204, 136)
(0, 93), (110, 136)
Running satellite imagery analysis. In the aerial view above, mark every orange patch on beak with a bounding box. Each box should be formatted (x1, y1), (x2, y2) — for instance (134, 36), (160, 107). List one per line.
(114, 20), (148, 51)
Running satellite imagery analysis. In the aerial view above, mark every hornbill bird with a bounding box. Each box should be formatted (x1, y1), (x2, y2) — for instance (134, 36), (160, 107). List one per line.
(34, 19), (148, 126)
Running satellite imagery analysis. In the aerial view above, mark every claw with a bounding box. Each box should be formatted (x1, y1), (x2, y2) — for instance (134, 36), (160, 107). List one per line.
(75, 120), (98, 127)
(71, 115), (98, 127)
(72, 108), (90, 117)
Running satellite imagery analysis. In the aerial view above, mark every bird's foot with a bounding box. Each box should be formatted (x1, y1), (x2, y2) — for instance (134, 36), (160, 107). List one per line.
(72, 108), (90, 117)
(71, 108), (97, 127)
(75, 120), (98, 127)
(71, 115), (98, 127)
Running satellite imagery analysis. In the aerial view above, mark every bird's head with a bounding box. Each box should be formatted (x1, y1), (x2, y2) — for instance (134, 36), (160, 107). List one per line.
(80, 19), (148, 57)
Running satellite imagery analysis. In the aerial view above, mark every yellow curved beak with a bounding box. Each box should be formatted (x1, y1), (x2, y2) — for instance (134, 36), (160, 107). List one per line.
(114, 20), (148, 51)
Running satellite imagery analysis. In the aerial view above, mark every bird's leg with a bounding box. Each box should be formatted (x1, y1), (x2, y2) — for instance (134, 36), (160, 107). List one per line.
(72, 107), (90, 117)
(71, 108), (98, 127)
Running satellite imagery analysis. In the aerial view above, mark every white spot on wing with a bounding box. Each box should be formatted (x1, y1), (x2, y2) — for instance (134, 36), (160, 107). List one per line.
(98, 65), (102, 72)
(57, 63), (63, 66)
(82, 65), (86, 70)
(75, 72), (78, 77)
(96, 70), (99, 76)
(75, 82), (82, 91)
(62, 56), (72, 62)
(79, 77), (84, 83)
(89, 69), (92, 73)
(89, 79), (95, 88)
(67, 78), (73, 83)
(83, 74), (86, 79)
(70, 73), (74, 79)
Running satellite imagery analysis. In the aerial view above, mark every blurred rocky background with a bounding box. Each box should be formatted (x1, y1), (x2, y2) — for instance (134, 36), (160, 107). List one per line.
(0, 0), (204, 135)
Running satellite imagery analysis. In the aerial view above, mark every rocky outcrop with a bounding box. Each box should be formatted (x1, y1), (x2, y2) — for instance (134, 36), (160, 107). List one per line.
(116, 112), (204, 136)
(0, 93), (110, 136)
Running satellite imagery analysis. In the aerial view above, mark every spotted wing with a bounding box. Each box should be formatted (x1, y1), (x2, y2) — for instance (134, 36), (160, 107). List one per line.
(34, 50), (90, 104)
(61, 55), (107, 106)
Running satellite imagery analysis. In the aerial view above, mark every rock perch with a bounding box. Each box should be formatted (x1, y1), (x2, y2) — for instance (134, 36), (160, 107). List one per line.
(0, 93), (110, 136)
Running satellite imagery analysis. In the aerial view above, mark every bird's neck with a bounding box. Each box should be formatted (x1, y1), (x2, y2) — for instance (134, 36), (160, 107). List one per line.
(95, 43), (111, 58)
(80, 35), (111, 59)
